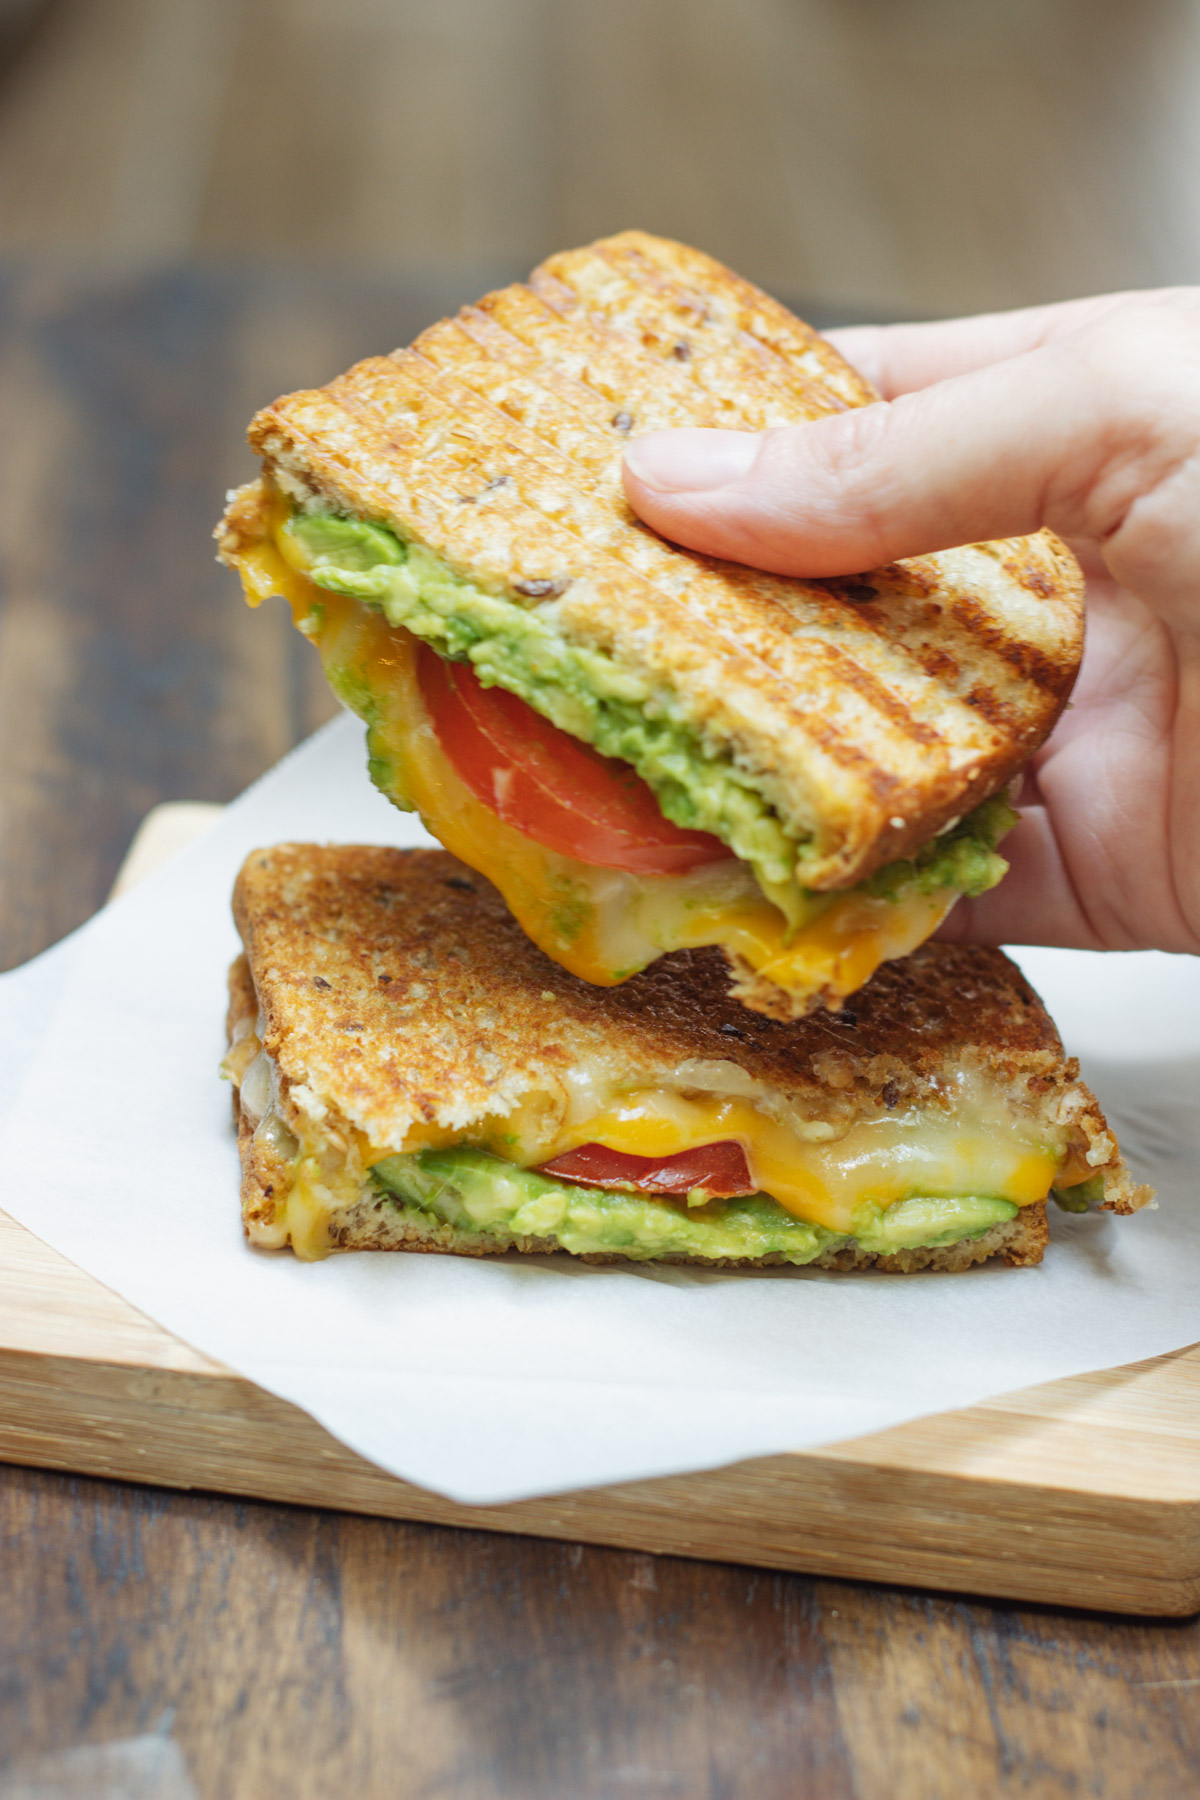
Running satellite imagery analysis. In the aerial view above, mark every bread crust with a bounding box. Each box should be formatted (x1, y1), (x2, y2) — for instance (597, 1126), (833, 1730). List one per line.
(224, 845), (1150, 1262)
(227, 967), (1049, 1271)
(224, 230), (1084, 890)
(319, 1187), (1050, 1273)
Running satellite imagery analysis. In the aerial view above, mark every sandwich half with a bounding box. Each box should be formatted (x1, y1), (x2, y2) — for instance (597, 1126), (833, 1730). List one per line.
(217, 232), (1083, 1018)
(222, 844), (1148, 1270)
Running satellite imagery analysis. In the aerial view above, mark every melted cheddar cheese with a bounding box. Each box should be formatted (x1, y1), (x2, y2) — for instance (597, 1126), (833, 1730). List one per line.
(240, 1050), (1058, 1255)
(227, 535), (959, 1005)
(264, 1078), (1058, 1254)
(530, 1089), (1057, 1233)
(261, 1077), (1057, 1254)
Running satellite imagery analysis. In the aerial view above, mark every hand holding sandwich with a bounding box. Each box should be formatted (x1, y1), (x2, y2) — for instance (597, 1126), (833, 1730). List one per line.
(219, 236), (1153, 1262)
(623, 290), (1200, 958)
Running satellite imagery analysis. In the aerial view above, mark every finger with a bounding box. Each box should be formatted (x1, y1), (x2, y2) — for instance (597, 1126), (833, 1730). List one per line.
(825, 294), (1135, 399)
(622, 305), (1200, 585)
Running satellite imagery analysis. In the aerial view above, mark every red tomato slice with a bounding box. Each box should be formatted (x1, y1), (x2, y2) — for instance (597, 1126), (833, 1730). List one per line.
(416, 642), (728, 874)
(537, 1141), (755, 1198)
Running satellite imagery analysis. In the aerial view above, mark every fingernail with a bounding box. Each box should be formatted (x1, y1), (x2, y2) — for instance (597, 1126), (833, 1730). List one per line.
(624, 428), (762, 493)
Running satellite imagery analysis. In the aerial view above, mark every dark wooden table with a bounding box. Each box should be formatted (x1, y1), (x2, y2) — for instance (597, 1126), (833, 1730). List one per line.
(2, 263), (1200, 1800)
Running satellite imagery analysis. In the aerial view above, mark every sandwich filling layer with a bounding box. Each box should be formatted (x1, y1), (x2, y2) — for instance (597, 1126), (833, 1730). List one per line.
(224, 496), (1015, 1006)
(367, 1148), (1022, 1266)
(225, 845), (1149, 1270)
(226, 1025), (1065, 1264)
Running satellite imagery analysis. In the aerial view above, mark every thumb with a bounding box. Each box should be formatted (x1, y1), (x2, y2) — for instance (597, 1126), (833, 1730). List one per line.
(621, 307), (1200, 617)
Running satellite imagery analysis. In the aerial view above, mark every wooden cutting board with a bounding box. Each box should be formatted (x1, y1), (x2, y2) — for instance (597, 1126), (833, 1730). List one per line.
(3, 806), (1198, 1617)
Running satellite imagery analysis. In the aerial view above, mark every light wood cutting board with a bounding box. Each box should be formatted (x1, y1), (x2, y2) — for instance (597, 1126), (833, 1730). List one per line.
(3, 806), (1198, 1617)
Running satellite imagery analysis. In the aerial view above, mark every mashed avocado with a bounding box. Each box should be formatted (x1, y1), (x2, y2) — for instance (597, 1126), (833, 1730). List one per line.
(284, 509), (1014, 916)
(1052, 1173), (1106, 1212)
(369, 1146), (1019, 1264)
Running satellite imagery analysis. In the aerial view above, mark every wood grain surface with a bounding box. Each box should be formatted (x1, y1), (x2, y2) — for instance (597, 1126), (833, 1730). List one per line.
(3, 265), (1200, 1796)
(6, 803), (1200, 1622)
(5, 1459), (1200, 1800)
(4, 1138), (1200, 1621)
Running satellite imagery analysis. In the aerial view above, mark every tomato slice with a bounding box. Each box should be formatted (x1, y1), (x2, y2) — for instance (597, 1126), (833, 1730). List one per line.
(416, 642), (728, 874)
(537, 1141), (755, 1198)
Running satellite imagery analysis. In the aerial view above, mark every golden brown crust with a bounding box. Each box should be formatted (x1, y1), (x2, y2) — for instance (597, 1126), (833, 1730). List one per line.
(226, 229), (1084, 889)
(229, 845), (1146, 1223)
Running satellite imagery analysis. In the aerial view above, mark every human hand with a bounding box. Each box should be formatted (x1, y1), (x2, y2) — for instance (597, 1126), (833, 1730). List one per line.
(622, 291), (1200, 954)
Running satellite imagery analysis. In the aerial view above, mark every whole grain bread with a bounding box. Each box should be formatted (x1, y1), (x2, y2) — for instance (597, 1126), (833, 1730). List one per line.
(225, 845), (1148, 1266)
(219, 230), (1084, 890)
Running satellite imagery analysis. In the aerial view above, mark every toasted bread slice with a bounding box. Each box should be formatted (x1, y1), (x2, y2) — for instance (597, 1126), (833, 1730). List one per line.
(217, 232), (1084, 1021)
(224, 231), (1082, 892)
(223, 845), (1147, 1269)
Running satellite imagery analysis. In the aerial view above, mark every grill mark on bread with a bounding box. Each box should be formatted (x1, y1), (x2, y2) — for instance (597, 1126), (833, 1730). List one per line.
(538, 239), (1081, 706)
(543, 240), (1080, 598)
(408, 324), (1000, 752)
(326, 369), (871, 761)
(818, 564), (1078, 726)
(241, 231), (1084, 887)
(947, 592), (1068, 695)
(431, 280), (1078, 723)
(397, 332), (1007, 763)
(380, 349), (954, 758)
(293, 355), (956, 808)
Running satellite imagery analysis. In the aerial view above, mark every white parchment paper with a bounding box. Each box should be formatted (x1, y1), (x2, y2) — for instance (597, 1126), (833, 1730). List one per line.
(1, 713), (1198, 1505)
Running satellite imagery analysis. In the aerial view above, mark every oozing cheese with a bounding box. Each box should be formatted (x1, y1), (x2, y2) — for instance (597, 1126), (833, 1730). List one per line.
(534, 1089), (1057, 1233)
(228, 537), (957, 1003)
(232, 1020), (1060, 1256)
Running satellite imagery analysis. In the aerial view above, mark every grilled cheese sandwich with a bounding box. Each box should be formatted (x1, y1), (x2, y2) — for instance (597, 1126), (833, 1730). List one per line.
(231, 525), (966, 999)
(217, 230), (1083, 1019)
(224, 845), (1149, 1270)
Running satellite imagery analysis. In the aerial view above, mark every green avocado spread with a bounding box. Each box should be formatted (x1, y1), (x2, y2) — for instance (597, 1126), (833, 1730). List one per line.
(281, 510), (1015, 918)
(369, 1146), (1019, 1264)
